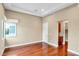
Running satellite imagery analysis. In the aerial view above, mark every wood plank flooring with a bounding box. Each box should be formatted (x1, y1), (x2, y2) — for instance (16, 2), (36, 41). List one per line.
(3, 42), (78, 56)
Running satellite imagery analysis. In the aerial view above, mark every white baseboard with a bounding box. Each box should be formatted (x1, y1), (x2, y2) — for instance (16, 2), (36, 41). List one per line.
(48, 43), (58, 47)
(5, 41), (79, 55)
(5, 41), (42, 48)
(68, 49), (79, 55)
(0, 48), (5, 56)
(44, 41), (79, 55)
(45, 42), (58, 47)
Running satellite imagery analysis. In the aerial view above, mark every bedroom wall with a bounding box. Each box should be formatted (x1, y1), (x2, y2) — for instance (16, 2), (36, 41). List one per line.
(0, 4), (5, 55)
(0, 4), (5, 15)
(43, 4), (79, 53)
(5, 10), (42, 47)
(42, 15), (58, 45)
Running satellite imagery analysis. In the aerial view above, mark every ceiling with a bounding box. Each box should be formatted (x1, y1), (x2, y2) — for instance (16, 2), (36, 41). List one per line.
(3, 3), (74, 17)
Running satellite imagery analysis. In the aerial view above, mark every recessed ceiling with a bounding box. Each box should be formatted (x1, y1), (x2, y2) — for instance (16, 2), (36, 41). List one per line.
(3, 3), (74, 17)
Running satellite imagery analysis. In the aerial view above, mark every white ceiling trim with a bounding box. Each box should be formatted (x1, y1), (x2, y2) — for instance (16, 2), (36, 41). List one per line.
(41, 3), (74, 17)
(4, 4), (42, 17)
(3, 3), (74, 17)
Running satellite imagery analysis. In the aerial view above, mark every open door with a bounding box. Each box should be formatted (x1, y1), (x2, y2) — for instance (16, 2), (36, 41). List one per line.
(58, 20), (68, 56)
(64, 21), (68, 56)
(58, 21), (63, 47)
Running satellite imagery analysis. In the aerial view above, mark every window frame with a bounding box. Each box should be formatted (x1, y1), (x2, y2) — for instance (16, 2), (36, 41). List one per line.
(4, 22), (17, 38)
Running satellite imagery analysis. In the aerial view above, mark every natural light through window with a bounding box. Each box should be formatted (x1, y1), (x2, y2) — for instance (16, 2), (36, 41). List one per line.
(4, 22), (16, 38)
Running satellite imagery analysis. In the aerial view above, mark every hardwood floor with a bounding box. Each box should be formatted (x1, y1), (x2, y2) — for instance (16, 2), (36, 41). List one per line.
(3, 42), (78, 56)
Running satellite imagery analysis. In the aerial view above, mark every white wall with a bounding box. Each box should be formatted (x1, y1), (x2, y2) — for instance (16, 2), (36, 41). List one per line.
(0, 4), (5, 55)
(5, 10), (42, 47)
(42, 22), (48, 43)
(43, 4), (79, 53)
(43, 15), (58, 45)
(3, 3), (79, 54)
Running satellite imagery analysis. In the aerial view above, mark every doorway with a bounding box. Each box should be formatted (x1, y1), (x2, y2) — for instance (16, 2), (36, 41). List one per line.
(42, 22), (48, 43)
(58, 20), (68, 56)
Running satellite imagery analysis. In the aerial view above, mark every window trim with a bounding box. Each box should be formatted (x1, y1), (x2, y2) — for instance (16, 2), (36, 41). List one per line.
(4, 22), (17, 38)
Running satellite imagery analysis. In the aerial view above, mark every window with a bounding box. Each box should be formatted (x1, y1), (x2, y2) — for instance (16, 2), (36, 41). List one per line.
(4, 22), (16, 38)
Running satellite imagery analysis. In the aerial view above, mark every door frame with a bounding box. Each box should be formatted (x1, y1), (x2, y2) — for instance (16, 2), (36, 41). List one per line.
(42, 22), (48, 43)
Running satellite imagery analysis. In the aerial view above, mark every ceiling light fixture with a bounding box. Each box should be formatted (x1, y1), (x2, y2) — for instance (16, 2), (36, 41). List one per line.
(41, 9), (45, 12)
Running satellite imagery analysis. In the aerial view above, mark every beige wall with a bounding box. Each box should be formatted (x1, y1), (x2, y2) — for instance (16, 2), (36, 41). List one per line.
(5, 10), (42, 47)
(0, 4), (5, 55)
(43, 4), (79, 53)
(42, 15), (58, 45)
(0, 4), (5, 15)
(4, 4), (79, 53)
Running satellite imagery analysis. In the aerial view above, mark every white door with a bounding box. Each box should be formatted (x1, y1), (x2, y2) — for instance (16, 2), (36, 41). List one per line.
(42, 22), (48, 43)
(0, 16), (5, 55)
(63, 21), (68, 44)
